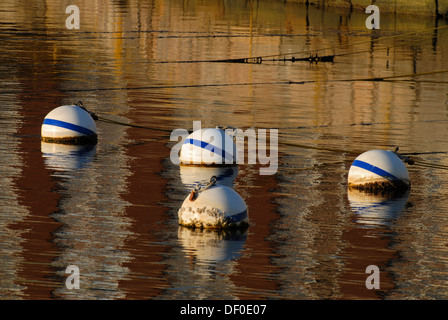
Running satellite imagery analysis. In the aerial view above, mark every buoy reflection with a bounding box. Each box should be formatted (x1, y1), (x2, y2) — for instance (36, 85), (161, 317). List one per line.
(41, 141), (96, 172)
(179, 165), (238, 190)
(348, 189), (410, 227)
(178, 226), (247, 263)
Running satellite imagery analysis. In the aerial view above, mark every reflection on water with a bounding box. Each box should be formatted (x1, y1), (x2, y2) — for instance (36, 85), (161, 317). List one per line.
(178, 227), (247, 264)
(169, 227), (247, 300)
(1, 0), (448, 300)
(348, 190), (410, 227)
(179, 165), (239, 190)
(41, 142), (97, 173)
(158, 228), (247, 300)
(0, 99), (28, 299)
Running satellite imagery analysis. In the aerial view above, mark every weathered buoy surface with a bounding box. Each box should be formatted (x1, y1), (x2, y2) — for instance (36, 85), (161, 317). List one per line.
(348, 149), (410, 192)
(179, 128), (237, 166)
(41, 105), (97, 144)
(178, 178), (248, 229)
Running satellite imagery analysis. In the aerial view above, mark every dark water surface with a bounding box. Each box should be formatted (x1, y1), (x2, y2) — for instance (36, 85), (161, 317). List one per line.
(1, 0), (448, 300)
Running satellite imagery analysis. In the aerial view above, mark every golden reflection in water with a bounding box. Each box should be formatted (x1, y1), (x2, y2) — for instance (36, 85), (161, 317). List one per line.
(41, 140), (132, 299)
(0, 99), (28, 299)
(158, 227), (248, 300)
(1, 0), (448, 300)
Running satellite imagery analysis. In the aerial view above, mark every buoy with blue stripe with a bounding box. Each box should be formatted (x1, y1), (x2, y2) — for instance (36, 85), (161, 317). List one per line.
(41, 104), (98, 145)
(348, 149), (410, 192)
(178, 176), (248, 229)
(179, 127), (237, 166)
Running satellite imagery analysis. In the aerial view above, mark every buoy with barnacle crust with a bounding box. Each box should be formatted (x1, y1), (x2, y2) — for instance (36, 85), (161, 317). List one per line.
(179, 127), (237, 166)
(41, 103), (98, 145)
(178, 176), (248, 229)
(348, 149), (410, 193)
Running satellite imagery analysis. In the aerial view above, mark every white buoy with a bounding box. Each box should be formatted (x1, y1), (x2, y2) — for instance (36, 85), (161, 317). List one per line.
(179, 127), (237, 166)
(41, 105), (97, 144)
(178, 177), (248, 229)
(348, 149), (410, 192)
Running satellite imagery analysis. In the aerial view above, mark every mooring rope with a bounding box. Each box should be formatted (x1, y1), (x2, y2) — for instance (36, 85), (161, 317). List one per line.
(61, 80), (290, 93)
(306, 30), (448, 62)
(59, 69), (448, 94)
(83, 104), (448, 172)
(288, 69), (448, 85)
(75, 101), (173, 133)
(249, 24), (448, 63)
(260, 29), (448, 64)
(148, 24), (448, 65)
(278, 140), (363, 155)
(278, 140), (448, 171)
(96, 116), (173, 133)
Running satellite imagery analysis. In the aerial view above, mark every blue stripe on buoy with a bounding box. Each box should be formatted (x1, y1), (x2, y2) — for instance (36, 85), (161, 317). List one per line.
(352, 159), (399, 181)
(185, 138), (234, 162)
(224, 210), (247, 223)
(43, 119), (96, 136)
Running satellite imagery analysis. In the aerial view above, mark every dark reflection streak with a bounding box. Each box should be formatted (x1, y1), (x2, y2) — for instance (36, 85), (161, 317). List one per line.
(432, 17), (439, 51)
(279, 118), (448, 131)
(4, 78), (445, 95)
(0, 30), (226, 35)
(0, 34), (314, 42)
(0, 81), (291, 95)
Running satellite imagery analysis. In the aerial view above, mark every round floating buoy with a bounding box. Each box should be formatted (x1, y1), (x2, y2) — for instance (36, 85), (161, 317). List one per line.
(41, 105), (98, 145)
(348, 149), (410, 193)
(178, 177), (248, 229)
(179, 127), (237, 166)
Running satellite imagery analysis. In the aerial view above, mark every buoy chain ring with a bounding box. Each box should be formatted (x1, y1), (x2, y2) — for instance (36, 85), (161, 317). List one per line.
(75, 101), (99, 121)
(189, 176), (217, 202)
(393, 146), (415, 165)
